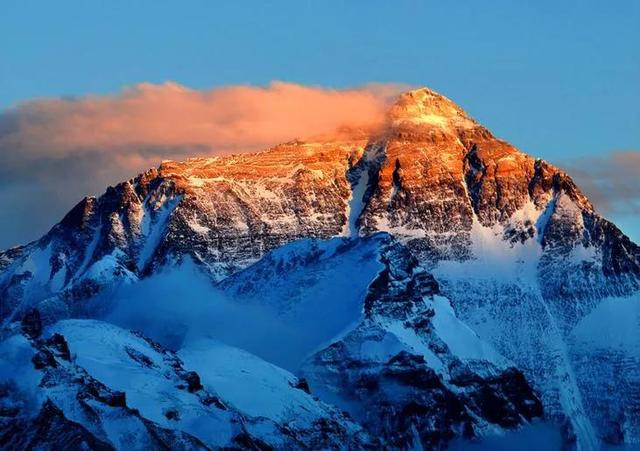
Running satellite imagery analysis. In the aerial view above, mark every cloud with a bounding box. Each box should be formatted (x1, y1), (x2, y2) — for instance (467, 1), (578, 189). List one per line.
(104, 258), (334, 371)
(565, 150), (640, 217)
(1, 81), (405, 155)
(0, 81), (407, 248)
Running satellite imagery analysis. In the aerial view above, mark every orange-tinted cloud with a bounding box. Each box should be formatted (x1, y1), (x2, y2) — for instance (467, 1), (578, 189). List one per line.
(1, 81), (404, 157)
(0, 81), (407, 248)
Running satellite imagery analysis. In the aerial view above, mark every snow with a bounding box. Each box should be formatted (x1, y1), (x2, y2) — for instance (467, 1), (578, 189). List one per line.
(49, 261), (67, 292)
(187, 176), (205, 187)
(137, 195), (181, 271)
(101, 240), (381, 371)
(372, 216), (428, 239)
(570, 243), (598, 264)
(568, 294), (640, 446)
(510, 199), (543, 226)
(571, 294), (640, 352)
(48, 319), (236, 447)
(109, 213), (126, 241)
(179, 338), (332, 427)
(82, 250), (137, 284)
(75, 221), (102, 279)
(430, 295), (508, 367)
(187, 175), (231, 186)
(357, 328), (410, 361)
(381, 318), (446, 373)
(535, 197), (556, 243)
(2, 243), (56, 322)
(391, 88), (477, 131)
(429, 196), (603, 450)
(1, 142), (634, 449)
(185, 214), (210, 235)
(555, 191), (583, 217)
(94, 410), (155, 451)
(222, 236), (387, 370)
(450, 421), (563, 451)
(346, 168), (369, 237)
(344, 144), (386, 237)
(434, 215), (542, 285)
(15, 242), (53, 284)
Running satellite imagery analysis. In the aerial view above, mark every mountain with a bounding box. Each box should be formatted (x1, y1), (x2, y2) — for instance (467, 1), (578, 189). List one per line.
(1, 87), (639, 449)
(1, 312), (371, 449)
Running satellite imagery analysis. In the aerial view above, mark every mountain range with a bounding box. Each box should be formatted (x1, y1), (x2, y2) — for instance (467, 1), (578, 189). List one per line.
(1, 87), (639, 450)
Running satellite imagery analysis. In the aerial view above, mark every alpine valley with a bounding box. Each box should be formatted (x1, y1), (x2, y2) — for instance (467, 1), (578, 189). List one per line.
(1, 88), (638, 450)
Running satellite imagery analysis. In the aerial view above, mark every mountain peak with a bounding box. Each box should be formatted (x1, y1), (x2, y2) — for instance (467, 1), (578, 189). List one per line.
(389, 87), (477, 131)
(2, 84), (640, 450)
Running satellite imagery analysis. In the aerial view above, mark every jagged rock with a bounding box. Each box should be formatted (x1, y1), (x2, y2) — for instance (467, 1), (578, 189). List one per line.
(125, 345), (156, 368)
(32, 349), (57, 369)
(183, 371), (203, 393)
(291, 378), (311, 394)
(0, 399), (115, 451)
(44, 333), (71, 361)
(201, 395), (227, 410)
(20, 308), (42, 339)
(0, 86), (638, 449)
(298, 238), (544, 449)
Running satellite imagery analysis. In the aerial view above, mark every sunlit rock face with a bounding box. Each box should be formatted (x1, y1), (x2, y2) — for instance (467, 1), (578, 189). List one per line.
(1, 87), (639, 449)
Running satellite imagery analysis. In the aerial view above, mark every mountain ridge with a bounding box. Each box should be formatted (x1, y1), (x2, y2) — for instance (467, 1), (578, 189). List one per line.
(1, 86), (639, 449)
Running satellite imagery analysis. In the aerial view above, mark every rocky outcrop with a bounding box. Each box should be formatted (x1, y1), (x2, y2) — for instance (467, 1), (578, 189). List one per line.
(0, 399), (115, 451)
(0, 86), (638, 449)
(300, 238), (543, 449)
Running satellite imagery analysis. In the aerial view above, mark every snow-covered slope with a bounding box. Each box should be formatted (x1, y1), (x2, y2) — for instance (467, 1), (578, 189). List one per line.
(0, 314), (372, 449)
(1, 86), (639, 449)
(219, 235), (387, 369)
(428, 195), (639, 449)
(288, 238), (544, 449)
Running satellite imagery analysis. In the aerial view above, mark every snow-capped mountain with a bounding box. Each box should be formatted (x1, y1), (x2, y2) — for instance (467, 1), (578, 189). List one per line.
(2, 311), (371, 449)
(1, 87), (638, 449)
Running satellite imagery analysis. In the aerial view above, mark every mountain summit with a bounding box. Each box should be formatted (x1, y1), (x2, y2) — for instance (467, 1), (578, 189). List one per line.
(388, 87), (478, 130)
(1, 88), (639, 449)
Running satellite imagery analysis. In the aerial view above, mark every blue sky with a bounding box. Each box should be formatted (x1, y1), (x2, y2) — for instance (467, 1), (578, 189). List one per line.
(0, 0), (638, 243)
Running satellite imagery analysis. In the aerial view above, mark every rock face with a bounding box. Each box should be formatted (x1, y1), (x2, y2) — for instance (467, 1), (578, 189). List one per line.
(292, 238), (543, 449)
(0, 87), (639, 449)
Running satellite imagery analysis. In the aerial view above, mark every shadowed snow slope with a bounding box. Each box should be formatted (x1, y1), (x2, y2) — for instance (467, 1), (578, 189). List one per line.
(1, 318), (372, 449)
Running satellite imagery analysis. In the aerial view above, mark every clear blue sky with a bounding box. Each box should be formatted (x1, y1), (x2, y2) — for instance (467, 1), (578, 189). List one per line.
(1, 0), (638, 240)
